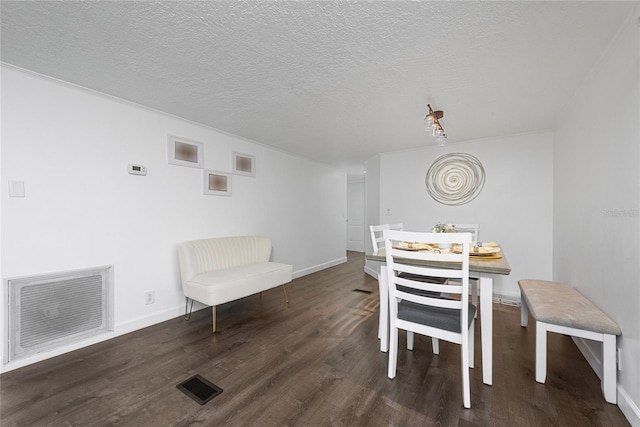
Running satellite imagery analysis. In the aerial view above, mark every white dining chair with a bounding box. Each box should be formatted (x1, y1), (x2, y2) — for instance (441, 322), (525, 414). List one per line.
(384, 229), (475, 408)
(449, 223), (480, 317)
(369, 224), (390, 252)
(371, 223), (448, 343)
(370, 223), (404, 252)
(448, 223), (479, 240)
(371, 223), (402, 339)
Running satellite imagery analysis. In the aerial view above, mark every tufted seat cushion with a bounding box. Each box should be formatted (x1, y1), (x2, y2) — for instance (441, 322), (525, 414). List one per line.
(518, 279), (621, 336)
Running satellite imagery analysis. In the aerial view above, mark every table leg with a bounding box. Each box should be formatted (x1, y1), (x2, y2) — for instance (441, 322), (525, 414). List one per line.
(379, 266), (389, 353)
(480, 276), (493, 385)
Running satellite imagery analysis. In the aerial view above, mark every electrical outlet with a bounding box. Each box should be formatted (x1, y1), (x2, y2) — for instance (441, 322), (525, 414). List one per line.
(617, 348), (621, 371)
(386, 208), (391, 216)
(145, 291), (155, 305)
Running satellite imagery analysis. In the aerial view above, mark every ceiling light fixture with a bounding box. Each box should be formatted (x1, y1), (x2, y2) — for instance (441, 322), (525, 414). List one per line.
(424, 104), (447, 146)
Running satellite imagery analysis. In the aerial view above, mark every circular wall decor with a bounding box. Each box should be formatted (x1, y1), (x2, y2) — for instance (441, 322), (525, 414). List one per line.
(425, 153), (485, 205)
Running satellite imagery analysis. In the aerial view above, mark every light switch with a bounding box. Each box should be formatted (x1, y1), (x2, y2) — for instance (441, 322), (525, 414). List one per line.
(9, 180), (25, 197)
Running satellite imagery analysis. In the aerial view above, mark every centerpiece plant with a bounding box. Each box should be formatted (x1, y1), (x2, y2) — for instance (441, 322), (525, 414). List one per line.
(432, 223), (455, 233)
(432, 223), (455, 249)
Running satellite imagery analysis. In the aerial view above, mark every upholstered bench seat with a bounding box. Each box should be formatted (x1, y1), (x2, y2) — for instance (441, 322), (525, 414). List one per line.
(518, 279), (621, 404)
(178, 236), (293, 332)
(519, 279), (621, 335)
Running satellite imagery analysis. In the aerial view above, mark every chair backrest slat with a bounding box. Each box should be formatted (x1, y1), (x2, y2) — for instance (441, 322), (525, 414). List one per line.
(448, 223), (479, 241)
(388, 246), (464, 264)
(391, 261), (464, 280)
(395, 290), (463, 309)
(383, 229), (471, 309)
(370, 223), (404, 252)
(395, 276), (462, 295)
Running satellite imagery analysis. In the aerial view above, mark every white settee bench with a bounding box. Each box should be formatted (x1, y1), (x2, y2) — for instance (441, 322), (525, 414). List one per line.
(178, 236), (293, 332)
(518, 279), (622, 404)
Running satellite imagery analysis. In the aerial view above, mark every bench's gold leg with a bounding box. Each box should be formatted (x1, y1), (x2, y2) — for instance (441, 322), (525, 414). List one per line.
(212, 306), (217, 333)
(184, 297), (194, 321)
(282, 284), (290, 304)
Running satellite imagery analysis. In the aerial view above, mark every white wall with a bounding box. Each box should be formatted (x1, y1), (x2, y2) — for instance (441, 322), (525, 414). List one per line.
(0, 66), (347, 371)
(376, 132), (554, 299)
(553, 7), (639, 423)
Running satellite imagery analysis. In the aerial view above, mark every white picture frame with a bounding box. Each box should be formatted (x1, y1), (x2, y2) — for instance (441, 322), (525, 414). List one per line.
(232, 152), (256, 177)
(203, 170), (232, 196)
(168, 135), (204, 169)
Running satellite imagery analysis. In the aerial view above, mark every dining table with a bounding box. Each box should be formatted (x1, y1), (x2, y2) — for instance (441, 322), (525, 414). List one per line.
(366, 246), (511, 386)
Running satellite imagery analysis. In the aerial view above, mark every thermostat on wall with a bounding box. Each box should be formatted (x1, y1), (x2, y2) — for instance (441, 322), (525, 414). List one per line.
(128, 164), (147, 176)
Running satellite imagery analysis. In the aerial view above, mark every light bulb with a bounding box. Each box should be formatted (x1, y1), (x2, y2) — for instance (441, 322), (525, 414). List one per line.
(424, 116), (435, 132)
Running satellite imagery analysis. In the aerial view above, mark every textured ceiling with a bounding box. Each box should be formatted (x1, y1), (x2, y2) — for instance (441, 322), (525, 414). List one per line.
(1, 1), (634, 175)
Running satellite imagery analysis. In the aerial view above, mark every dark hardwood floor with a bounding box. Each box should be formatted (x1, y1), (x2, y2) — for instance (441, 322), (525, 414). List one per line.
(0, 252), (630, 426)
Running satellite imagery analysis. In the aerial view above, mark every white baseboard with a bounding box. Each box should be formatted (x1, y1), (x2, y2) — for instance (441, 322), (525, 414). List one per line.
(364, 265), (377, 278)
(292, 256), (347, 279)
(617, 385), (640, 426)
(573, 336), (603, 379)
(1, 333), (122, 373)
(492, 293), (520, 306)
(116, 304), (186, 336)
(1, 304), (185, 374)
(1, 258), (349, 373)
(573, 336), (640, 426)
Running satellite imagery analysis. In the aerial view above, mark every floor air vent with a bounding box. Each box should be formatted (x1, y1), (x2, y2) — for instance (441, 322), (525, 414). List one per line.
(5, 266), (114, 364)
(177, 375), (223, 405)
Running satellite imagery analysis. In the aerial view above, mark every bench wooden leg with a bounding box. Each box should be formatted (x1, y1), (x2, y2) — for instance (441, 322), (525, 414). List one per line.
(602, 334), (617, 404)
(536, 322), (618, 404)
(535, 321), (547, 383)
(282, 284), (290, 304)
(520, 290), (529, 327)
(212, 306), (216, 333)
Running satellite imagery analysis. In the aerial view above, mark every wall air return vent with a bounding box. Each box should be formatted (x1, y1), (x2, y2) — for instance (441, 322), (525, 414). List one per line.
(5, 266), (114, 364)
